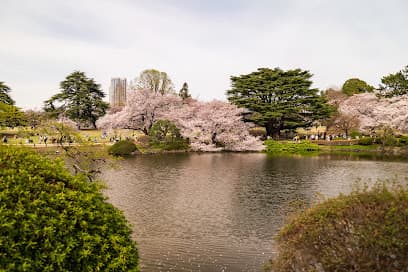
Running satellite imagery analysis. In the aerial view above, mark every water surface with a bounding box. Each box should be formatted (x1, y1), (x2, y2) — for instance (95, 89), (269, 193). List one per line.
(101, 153), (408, 271)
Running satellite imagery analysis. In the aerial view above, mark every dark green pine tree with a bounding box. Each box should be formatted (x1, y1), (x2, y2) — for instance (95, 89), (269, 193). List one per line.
(227, 67), (333, 138)
(44, 71), (109, 128)
(0, 81), (15, 105)
(379, 65), (408, 97)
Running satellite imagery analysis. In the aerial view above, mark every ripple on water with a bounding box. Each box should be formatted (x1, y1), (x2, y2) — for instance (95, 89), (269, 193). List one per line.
(101, 153), (408, 271)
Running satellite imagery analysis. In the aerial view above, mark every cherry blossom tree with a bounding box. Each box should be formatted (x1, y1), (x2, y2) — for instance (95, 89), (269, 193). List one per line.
(164, 100), (264, 151)
(336, 93), (408, 133)
(97, 90), (264, 151)
(97, 89), (181, 134)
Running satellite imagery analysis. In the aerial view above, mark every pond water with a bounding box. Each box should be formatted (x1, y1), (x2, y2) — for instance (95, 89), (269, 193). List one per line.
(101, 153), (408, 271)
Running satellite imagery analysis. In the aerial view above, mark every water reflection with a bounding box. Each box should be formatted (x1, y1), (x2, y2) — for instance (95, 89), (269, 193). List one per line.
(101, 153), (408, 271)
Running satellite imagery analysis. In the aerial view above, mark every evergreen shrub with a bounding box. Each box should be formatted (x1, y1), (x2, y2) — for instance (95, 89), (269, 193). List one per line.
(358, 137), (374, 145)
(108, 140), (138, 156)
(267, 181), (408, 272)
(0, 147), (139, 271)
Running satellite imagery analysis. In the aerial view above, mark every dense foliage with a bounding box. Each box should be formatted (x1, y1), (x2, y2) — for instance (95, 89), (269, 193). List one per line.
(148, 120), (189, 151)
(0, 147), (139, 271)
(379, 65), (408, 97)
(342, 78), (374, 96)
(227, 68), (333, 137)
(44, 71), (109, 128)
(267, 182), (408, 272)
(0, 81), (15, 105)
(0, 102), (26, 128)
(108, 140), (138, 156)
(264, 139), (319, 154)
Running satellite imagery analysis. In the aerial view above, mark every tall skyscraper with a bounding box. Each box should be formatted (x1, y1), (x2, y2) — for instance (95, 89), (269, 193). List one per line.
(109, 78), (127, 107)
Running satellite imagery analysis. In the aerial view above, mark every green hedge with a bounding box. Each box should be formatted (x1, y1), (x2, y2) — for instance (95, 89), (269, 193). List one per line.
(264, 139), (319, 154)
(358, 137), (374, 145)
(108, 140), (138, 156)
(0, 147), (139, 271)
(267, 182), (408, 271)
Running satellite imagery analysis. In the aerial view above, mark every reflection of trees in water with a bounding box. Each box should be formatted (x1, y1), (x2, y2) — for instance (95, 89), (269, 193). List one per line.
(229, 156), (327, 240)
(101, 153), (408, 271)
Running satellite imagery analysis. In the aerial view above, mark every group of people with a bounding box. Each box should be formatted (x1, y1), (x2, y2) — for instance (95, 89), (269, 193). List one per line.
(293, 133), (353, 142)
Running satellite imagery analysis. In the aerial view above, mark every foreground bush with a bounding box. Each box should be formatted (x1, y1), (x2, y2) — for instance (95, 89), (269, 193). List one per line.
(0, 147), (139, 271)
(108, 140), (138, 156)
(267, 182), (408, 272)
(265, 139), (319, 154)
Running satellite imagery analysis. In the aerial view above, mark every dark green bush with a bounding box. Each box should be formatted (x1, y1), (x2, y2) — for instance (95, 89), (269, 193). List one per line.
(375, 136), (399, 146)
(264, 139), (319, 154)
(148, 120), (189, 151)
(349, 130), (363, 138)
(0, 147), (139, 271)
(267, 182), (408, 272)
(358, 137), (374, 145)
(397, 135), (408, 146)
(108, 140), (138, 156)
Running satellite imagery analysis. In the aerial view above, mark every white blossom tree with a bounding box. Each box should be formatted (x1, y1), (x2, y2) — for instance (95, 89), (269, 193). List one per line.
(337, 93), (408, 133)
(97, 89), (181, 134)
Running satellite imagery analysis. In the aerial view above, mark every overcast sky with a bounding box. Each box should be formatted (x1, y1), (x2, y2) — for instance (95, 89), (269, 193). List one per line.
(1, 0), (407, 109)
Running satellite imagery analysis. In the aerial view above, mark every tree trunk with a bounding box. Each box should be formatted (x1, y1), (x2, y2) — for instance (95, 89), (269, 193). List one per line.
(265, 120), (281, 139)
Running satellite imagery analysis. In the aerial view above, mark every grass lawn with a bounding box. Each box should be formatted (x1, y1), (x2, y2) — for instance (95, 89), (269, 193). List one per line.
(1, 128), (144, 145)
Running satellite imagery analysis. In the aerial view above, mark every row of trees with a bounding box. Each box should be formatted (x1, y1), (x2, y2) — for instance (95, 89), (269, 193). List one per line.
(339, 65), (408, 97)
(3, 64), (408, 144)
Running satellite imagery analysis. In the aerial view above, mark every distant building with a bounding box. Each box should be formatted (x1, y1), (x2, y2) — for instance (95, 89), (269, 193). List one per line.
(109, 78), (127, 107)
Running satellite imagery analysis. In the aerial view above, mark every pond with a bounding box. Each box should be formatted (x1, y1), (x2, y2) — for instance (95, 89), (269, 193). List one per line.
(101, 153), (408, 271)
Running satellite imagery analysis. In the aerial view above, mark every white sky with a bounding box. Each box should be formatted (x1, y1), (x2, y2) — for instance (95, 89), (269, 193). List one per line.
(1, 0), (407, 109)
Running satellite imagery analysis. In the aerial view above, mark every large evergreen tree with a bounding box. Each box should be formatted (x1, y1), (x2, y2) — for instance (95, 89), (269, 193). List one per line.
(227, 68), (333, 138)
(0, 81), (15, 105)
(44, 71), (109, 128)
(379, 65), (408, 97)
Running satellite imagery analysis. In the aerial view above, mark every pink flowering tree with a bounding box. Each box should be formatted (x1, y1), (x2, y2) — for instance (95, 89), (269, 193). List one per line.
(97, 89), (182, 134)
(97, 90), (264, 151)
(164, 100), (264, 151)
(338, 93), (408, 133)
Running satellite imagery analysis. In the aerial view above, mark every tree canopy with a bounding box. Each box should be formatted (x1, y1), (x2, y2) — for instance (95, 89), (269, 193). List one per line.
(379, 65), (408, 97)
(0, 146), (139, 271)
(134, 69), (174, 95)
(0, 81), (15, 105)
(227, 67), (333, 137)
(0, 103), (26, 128)
(44, 71), (109, 128)
(341, 78), (374, 96)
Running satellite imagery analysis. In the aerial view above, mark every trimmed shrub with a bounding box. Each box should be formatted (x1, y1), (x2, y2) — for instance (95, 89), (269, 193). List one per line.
(358, 137), (374, 145)
(0, 146), (139, 271)
(267, 182), (408, 272)
(264, 139), (319, 154)
(148, 120), (189, 151)
(108, 140), (138, 156)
